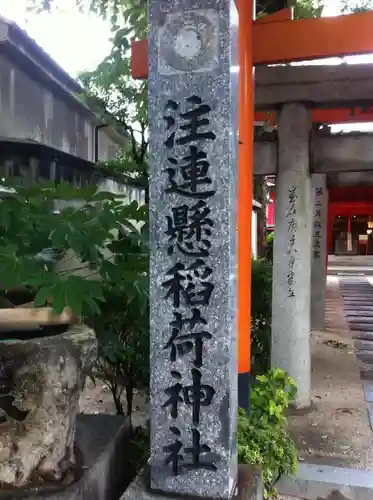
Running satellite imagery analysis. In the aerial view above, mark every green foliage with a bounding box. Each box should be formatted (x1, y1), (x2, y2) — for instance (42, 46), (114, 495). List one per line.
(238, 369), (297, 498)
(75, 0), (149, 194)
(0, 180), (148, 318)
(251, 258), (272, 375)
(30, 0), (151, 418)
(340, 0), (373, 12)
(90, 281), (149, 420)
(290, 0), (323, 18)
(74, 1), (150, 416)
(266, 231), (274, 262)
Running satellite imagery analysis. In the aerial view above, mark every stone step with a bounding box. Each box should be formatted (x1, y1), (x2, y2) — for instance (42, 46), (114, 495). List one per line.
(367, 403), (373, 431)
(342, 292), (373, 295)
(354, 339), (373, 351)
(352, 331), (373, 341)
(345, 311), (373, 315)
(342, 304), (373, 314)
(362, 380), (373, 402)
(360, 368), (373, 380)
(350, 323), (373, 331)
(347, 317), (373, 324)
(340, 287), (372, 291)
(340, 285), (371, 288)
(341, 287), (371, 290)
(343, 299), (373, 303)
(346, 310), (373, 315)
(344, 297), (373, 306)
(355, 350), (373, 363)
(340, 282), (372, 285)
(343, 296), (373, 299)
(339, 285), (368, 288)
(342, 295), (373, 299)
(277, 463), (373, 500)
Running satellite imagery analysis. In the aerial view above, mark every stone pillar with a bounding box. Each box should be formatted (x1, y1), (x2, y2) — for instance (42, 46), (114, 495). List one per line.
(347, 216), (352, 252)
(148, 0), (238, 498)
(271, 104), (312, 409)
(311, 174), (328, 331)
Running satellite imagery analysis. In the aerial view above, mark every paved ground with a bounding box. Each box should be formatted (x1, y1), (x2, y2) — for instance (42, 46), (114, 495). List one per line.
(79, 379), (148, 427)
(328, 255), (373, 276)
(287, 277), (373, 470)
(339, 275), (373, 432)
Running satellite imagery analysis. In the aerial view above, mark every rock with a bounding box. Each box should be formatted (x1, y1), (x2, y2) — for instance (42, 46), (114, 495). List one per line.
(0, 324), (97, 488)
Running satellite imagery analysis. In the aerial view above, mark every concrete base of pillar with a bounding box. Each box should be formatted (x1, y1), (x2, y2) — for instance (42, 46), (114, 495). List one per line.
(120, 464), (263, 500)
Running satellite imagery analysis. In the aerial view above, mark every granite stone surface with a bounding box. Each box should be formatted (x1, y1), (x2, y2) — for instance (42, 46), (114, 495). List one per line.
(271, 104), (312, 408)
(148, 0), (239, 498)
(121, 465), (263, 500)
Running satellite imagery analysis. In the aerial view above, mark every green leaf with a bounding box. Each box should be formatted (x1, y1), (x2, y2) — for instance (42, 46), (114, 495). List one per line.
(51, 285), (67, 315)
(34, 287), (53, 307)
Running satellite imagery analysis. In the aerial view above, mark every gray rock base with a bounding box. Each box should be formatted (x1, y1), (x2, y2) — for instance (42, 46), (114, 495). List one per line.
(0, 325), (97, 486)
(0, 414), (132, 500)
(121, 464), (263, 500)
(277, 463), (373, 500)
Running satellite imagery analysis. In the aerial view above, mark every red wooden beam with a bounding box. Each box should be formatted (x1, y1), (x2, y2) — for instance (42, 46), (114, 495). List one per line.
(254, 11), (373, 65)
(255, 108), (373, 125)
(130, 9), (294, 80)
(131, 10), (373, 79)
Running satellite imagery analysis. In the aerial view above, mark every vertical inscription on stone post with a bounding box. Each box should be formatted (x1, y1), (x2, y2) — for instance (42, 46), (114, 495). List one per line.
(312, 187), (323, 259)
(148, 0), (239, 498)
(311, 174), (328, 331)
(286, 185), (298, 298)
(161, 96), (218, 474)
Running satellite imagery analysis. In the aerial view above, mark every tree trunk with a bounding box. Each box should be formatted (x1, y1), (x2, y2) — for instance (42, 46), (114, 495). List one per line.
(126, 384), (134, 422)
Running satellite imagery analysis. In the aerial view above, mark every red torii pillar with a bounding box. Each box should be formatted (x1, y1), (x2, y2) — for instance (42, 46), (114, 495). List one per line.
(236, 0), (254, 409)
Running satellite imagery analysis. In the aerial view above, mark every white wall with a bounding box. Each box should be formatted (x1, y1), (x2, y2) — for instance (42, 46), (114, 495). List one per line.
(0, 55), (121, 162)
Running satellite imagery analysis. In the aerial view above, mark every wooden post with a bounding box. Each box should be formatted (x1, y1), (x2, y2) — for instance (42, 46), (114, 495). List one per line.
(237, 0), (254, 410)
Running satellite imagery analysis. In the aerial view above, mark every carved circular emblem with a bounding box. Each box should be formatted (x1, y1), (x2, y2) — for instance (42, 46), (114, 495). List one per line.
(160, 12), (217, 72)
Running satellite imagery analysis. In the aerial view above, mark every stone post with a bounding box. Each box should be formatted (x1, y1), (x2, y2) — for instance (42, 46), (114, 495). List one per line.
(311, 174), (328, 331)
(148, 0), (239, 498)
(271, 104), (312, 409)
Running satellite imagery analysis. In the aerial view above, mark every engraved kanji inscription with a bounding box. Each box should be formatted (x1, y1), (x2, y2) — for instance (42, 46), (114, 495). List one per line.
(166, 201), (213, 256)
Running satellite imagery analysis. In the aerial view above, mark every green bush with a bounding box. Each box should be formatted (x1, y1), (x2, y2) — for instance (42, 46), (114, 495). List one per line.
(266, 232), (274, 262)
(87, 223), (149, 424)
(251, 258), (272, 375)
(238, 369), (298, 498)
(92, 287), (149, 423)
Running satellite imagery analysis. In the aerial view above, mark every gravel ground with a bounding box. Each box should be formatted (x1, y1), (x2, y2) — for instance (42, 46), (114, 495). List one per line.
(79, 377), (149, 427)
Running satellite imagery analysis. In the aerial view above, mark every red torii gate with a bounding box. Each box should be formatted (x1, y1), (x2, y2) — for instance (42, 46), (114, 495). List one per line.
(131, 3), (373, 391)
